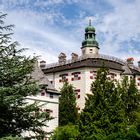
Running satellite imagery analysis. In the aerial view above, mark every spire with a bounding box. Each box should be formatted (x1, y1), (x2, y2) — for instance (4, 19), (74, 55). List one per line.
(89, 19), (91, 26)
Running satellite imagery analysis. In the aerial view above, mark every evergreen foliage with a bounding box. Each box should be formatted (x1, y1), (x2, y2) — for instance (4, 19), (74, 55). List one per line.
(0, 136), (23, 140)
(79, 67), (127, 139)
(50, 124), (79, 140)
(59, 81), (78, 126)
(118, 76), (140, 124)
(0, 13), (50, 139)
(103, 125), (140, 140)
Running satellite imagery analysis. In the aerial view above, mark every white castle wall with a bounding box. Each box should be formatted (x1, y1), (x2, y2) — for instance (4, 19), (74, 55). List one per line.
(45, 67), (124, 110)
(22, 93), (59, 139)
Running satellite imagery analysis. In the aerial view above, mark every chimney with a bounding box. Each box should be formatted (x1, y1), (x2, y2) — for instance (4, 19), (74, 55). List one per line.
(71, 53), (78, 61)
(127, 57), (134, 67)
(40, 60), (46, 69)
(58, 52), (66, 64)
(138, 61), (140, 70)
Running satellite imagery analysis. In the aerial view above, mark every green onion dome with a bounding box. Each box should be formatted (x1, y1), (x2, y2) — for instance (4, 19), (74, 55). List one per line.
(82, 38), (99, 48)
(85, 25), (95, 32)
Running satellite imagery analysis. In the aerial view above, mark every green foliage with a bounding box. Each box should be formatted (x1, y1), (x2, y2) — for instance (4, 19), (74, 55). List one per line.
(59, 81), (78, 126)
(0, 13), (50, 139)
(82, 125), (140, 140)
(103, 125), (140, 140)
(79, 67), (127, 139)
(118, 76), (140, 124)
(0, 136), (23, 140)
(50, 124), (79, 140)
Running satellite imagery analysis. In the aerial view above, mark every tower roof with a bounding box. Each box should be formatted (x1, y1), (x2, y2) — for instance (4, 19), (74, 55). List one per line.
(85, 19), (95, 32)
(81, 19), (99, 49)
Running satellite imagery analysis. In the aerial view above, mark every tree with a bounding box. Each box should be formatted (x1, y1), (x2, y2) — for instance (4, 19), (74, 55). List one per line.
(0, 13), (50, 139)
(118, 76), (140, 124)
(103, 125), (140, 140)
(59, 81), (78, 126)
(50, 124), (79, 140)
(79, 67), (127, 139)
(0, 136), (22, 140)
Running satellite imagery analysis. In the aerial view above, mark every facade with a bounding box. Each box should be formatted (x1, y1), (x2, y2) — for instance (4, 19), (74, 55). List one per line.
(24, 62), (60, 139)
(40, 21), (140, 111)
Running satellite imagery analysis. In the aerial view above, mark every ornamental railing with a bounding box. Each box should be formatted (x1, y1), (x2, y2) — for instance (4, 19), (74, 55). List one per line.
(43, 53), (139, 71)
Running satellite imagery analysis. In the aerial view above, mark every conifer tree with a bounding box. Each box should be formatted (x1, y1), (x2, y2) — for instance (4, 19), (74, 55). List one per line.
(118, 76), (140, 124)
(50, 124), (79, 140)
(79, 67), (126, 139)
(59, 81), (78, 126)
(0, 13), (50, 139)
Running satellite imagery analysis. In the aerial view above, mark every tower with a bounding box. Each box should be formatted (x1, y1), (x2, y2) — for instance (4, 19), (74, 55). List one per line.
(81, 19), (99, 55)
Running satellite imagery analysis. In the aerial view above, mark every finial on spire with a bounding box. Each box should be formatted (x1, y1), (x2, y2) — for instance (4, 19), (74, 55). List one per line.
(89, 19), (91, 26)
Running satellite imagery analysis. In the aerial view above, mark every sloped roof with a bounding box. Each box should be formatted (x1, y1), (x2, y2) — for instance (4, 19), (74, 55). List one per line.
(130, 68), (140, 75)
(31, 61), (59, 94)
(122, 64), (140, 75)
(122, 65), (133, 75)
(42, 58), (124, 74)
(42, 54), (140, 76)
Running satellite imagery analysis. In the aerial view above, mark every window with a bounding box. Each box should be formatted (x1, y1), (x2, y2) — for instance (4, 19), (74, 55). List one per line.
(75, 89), (80, 92)
(90, 49), (93, 53)
(77, 106), (80, 110)
(90, 71), (96, 79)
(39, 108), (43, 112)
(137, 78), (140, 86)
(50, 93), (53, 98)
(74, 73), (79, 80)
(75, 89), (80, 99)
(41, 91), (45, 96)
(89, 34), (92, 38)
(45, 109), (53, 117)
(77, 95), (80, 99)
(108, 73), (117, 80)
(45, 109), (53, 113)
(71, 72), (81, 81)
(62, 75), (67, 81)
(59, 73), (68, 82)
(82, 50), (85, 55)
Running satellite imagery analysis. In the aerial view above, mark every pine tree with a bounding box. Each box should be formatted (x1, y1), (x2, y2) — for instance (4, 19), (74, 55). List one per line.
(118, 76), (140, 124)
(50, 124), (79, 140)
(79, 67), (126, 139)
(0, 13), (50, 139)
(59, 81), (78, 126)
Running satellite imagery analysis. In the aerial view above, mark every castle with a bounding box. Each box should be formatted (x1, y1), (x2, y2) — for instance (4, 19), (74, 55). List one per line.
(40, 21), (140, 111)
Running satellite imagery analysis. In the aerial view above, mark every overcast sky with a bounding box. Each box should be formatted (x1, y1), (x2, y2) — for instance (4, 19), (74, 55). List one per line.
(1, 0), (140, 65)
